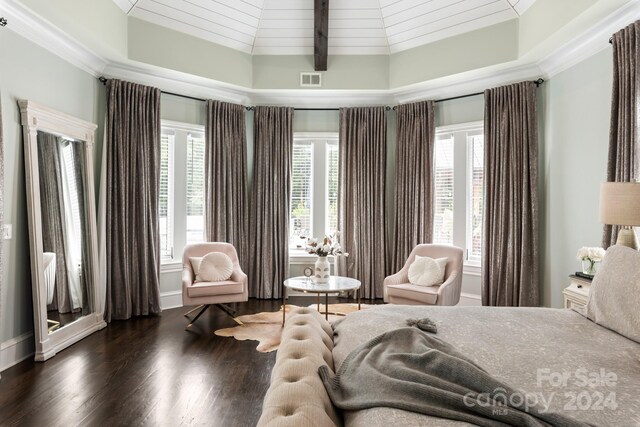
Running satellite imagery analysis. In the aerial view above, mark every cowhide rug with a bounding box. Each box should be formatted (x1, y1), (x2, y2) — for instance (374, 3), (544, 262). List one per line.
(214, 303), (371, 353)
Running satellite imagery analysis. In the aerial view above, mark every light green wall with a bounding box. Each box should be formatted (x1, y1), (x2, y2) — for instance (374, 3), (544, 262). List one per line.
(435, 95), (484, 126)
(161, 93), (205, 125)
(19, 0), (127, 58)
(542, 47), (612, 308)
(0, 29), (105, 344)
(293, 110), (340, 133)
(128, 18), (252, 88)
(253, 56), (389, 90)
(390, 20), (519, 89)
(519, 0), (597, 54)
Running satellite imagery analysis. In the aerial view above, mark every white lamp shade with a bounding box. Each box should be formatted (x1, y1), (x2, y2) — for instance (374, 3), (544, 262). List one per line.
(599, 182), (640, 226)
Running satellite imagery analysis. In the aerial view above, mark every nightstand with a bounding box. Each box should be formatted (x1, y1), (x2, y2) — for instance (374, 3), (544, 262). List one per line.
(563, 275), (592, 310)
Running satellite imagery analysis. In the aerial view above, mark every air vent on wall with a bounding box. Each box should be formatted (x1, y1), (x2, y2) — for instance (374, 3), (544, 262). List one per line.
(300, 72), (322, 87)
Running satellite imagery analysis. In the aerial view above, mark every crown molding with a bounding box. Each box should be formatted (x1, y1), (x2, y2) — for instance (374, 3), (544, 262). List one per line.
(0, 0), (108, 76)
(103, 61), (251, 105)
(248, 88), (393, 107)
(2, 0), (637, 106)
(391, 61), (543, 105)
(537, 0), (640, 78)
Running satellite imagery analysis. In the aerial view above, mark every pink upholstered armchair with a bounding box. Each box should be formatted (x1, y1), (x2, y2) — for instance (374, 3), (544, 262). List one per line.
(182, 242), (248, 328)
(384, 244), (464, 306)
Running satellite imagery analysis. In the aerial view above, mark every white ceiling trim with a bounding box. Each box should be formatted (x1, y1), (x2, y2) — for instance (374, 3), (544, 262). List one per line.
(537, 0), (640, 78)
(0, 0), (108, 77)
(103, 60), (250, 104)
(111, 0), (134, 14)
(392, 61), (542, 105)
(2, 0), (637, 107)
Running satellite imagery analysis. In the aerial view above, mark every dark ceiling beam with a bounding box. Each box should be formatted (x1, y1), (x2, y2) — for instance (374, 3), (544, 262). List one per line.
(314, 0), (329, 71)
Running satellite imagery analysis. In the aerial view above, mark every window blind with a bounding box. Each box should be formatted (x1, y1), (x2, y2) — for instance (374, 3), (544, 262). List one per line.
(186, 133), (205, 244)
(326, 142), (339, 234)
(433, 135), (454, 245)
(159, 132), (173, 259)
(290, 142), (313, 245)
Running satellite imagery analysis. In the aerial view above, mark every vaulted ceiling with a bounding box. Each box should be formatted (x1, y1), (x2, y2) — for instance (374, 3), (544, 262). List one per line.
(111, 0), (537, 55)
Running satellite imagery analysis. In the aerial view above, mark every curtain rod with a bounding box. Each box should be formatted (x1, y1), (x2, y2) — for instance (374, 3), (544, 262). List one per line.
(393, 78), (546, 109)
(99, 77), (209, 103)
(99, 76), (544, 111)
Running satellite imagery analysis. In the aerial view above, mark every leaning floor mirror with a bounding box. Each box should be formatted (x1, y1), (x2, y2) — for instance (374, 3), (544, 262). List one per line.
(19, 100), (105, 361)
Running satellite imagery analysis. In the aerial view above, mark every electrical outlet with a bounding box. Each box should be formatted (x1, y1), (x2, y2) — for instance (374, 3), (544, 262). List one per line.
(3, 224), (12, 240)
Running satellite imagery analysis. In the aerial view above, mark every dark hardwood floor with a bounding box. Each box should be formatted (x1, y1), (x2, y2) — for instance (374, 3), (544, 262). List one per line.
(0, 298), (297, 427)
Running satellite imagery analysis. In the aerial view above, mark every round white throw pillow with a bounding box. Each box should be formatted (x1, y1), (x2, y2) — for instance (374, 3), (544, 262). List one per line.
(195, 252), (234, 283)
(408, 256), (447, 287)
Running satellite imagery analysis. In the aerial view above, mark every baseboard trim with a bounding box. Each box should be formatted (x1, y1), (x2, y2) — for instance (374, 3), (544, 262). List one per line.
(459, 292), (482, 306)
(160, 290), (183, 310)
(1, 332), (35, 373)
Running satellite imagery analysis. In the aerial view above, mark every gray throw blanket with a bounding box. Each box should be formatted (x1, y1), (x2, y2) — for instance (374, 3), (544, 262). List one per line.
(319, 328), (592, 427)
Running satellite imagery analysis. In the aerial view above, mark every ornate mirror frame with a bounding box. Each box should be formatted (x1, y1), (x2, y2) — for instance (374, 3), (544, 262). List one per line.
(19, 100), (105, 361)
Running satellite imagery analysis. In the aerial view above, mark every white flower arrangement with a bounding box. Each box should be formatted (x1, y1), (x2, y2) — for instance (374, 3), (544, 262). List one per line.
(576, 247), (605, 263)
(307, 235), (347, 257)
(576, 246), (605, 275)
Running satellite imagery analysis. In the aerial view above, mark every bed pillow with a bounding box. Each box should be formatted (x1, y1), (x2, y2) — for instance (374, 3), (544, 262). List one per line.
(192, 252), (234, 283)
(408, 256), (447, 287)
(585, 245), (640, 343)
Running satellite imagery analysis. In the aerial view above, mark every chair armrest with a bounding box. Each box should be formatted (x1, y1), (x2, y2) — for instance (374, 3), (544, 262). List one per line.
(384, 270), (409, 287)
(383, 269), (409, 302)
(437, 270), (460, 305)
(182, 268), (194, 290)
(231, 266), (248, 290)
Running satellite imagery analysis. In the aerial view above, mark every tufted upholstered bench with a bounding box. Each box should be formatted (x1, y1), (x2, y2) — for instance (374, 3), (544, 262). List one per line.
(257, 307), (341, 427)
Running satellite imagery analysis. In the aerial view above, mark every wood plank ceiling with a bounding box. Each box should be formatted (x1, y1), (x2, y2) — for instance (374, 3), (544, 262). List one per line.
(112, 0), (537, 55)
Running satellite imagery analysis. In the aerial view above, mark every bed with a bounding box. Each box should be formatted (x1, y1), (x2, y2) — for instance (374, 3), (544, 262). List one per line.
(257, 246), (640, 426)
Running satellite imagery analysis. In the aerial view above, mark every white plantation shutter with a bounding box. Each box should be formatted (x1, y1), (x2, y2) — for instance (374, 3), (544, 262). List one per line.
(186, 132), (205, 244)
(326, 142), (339, 234)
(290, 142), (313, 245)
(159, 131), (174, 259)
(433, 135), (454, 245)
(468, 133), (484, 261)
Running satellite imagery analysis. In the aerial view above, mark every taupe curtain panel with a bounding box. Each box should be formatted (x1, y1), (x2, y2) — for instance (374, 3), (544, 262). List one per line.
(204, 100), (249, 271)
(37, 133), (72, 313)
(603, 21), (640, 248)
(338, 107), (387, 299)
(105, 79), (161, 321)
(248, 106), (294, 299)
(482, 82), (539, 307)
(391, 101), (436, 273)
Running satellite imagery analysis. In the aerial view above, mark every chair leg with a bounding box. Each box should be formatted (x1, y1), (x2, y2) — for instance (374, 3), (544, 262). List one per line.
(215, 304), (244, 326)
(184, 304), (205, 317)
(185, 305), (210, 329)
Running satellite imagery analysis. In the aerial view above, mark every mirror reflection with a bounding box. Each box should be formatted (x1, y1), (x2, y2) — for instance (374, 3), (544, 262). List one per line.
(36, 131), (94, 333)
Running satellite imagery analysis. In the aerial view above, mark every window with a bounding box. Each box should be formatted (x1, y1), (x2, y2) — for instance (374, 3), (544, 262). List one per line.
(433, 122), (484, 266)
(289, 133), (339, 251)
(433, 136), (454, 245)
(186, 133), (205, 245)
(159, 132), (174, 259)
(159, 121), (206, 263)
(467, 134), (484, 263)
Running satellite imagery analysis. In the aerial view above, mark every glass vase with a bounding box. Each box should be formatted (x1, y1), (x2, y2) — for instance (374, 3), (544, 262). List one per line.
(581, 259), (600, 276)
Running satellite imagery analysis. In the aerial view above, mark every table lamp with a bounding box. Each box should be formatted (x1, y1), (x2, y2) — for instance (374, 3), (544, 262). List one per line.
(599, 182), (640, 250)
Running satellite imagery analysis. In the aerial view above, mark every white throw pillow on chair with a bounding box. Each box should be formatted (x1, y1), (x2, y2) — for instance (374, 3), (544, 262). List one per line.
(191, 252), (234, 283)
(408, 256), (447, 287)
(190, 257), (203, 275)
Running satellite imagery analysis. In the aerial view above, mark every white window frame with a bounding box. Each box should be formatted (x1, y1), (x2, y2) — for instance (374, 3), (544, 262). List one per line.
(434, 121), (484, 274)
(160, 120), (206, 273)
(289, 132), (339, 260)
